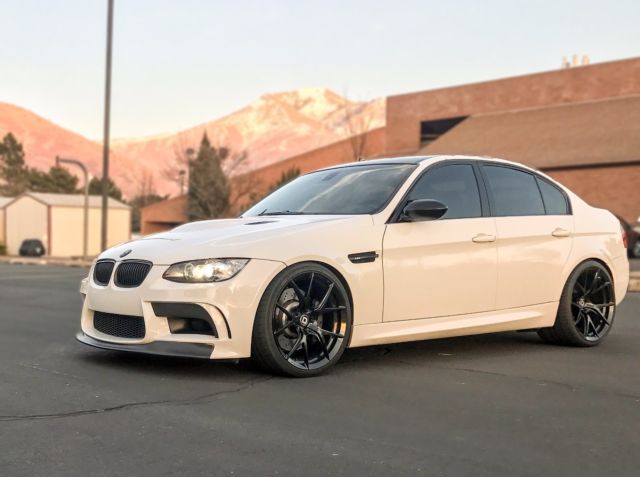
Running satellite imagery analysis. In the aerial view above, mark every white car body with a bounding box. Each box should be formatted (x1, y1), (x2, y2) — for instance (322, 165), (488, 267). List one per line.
(77, 156), (629, 369)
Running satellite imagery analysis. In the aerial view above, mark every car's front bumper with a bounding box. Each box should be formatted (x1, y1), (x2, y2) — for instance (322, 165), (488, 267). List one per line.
(78, 258), (286, 359)
(76, 331), (214, 358)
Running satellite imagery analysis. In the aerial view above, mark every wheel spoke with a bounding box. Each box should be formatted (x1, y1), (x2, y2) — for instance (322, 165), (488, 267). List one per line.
(285, 334), (304, 359)
(575, 281), (586, 295)
(585, 270), (600, 296)
(319, 306), (346, 313)
(307, 272), (315, 297)
(587, 316), (598, 338)
(273, 321), (296, 336)
(593, 301), (615, 309)
(275, 303), (294, 320)
(588, 281), (611, 298)
(314, 282), (334, 312)
(311, 329), (331, 360)
(301, 335), (310, 369)
(289, 279), (307, 305)
(317, 327), (344, 339)
(575, 310), (585, 326)
(586, 306), (610, 327)
(583, 313), (589, 336)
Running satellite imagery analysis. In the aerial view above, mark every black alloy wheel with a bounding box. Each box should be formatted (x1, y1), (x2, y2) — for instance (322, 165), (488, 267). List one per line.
(251, 263), (352, 377)
(571, 266), (615, 341)
(538, 260), (615, 346)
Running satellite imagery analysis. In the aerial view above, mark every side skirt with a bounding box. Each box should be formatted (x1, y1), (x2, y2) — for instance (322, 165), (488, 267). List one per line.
(349, 302), (558, 348)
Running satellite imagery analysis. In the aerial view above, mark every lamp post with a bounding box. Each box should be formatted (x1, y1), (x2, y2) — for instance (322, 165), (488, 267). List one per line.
(56, 157), (89, 261)
(101, 0), (115, 251)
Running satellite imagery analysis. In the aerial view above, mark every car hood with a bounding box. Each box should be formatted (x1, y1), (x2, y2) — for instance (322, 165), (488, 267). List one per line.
(99, 215), (374, 265)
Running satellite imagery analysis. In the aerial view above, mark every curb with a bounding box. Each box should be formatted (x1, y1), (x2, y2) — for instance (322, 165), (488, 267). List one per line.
(0, 256), (91, 268)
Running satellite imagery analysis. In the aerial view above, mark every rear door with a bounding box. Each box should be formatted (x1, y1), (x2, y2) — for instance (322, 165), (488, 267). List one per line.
(481, 164), (573, 309)
(382, 162), (498, 321)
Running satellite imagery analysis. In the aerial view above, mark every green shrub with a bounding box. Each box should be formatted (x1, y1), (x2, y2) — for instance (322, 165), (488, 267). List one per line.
(0, 243), (6, 256)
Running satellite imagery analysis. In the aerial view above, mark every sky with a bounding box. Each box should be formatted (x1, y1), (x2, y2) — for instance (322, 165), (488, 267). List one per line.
(1, 0), (639, 140)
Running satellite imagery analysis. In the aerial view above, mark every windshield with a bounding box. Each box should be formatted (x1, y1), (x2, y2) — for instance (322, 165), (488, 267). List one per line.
(243, 163), (416, 216)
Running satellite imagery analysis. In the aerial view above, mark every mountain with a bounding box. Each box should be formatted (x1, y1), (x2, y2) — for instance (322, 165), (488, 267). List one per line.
(0, 102), (146, 196)
(0, 88), (385, 197)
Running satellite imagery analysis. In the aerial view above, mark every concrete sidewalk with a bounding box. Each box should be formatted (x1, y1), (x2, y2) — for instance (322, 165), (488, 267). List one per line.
(0, 256), (91, 268)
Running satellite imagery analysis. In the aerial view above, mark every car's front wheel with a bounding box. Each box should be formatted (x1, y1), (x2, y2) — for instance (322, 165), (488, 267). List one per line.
(538, 260), (615, 346)
(251, 263), (352, 377)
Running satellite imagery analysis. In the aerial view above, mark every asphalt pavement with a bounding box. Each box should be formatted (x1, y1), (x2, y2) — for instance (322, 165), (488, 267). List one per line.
(1, 263), (639, 476)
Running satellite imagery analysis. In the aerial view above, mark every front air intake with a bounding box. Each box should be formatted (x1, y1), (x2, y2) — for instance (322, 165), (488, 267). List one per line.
(115, 260), (152, 288)
(93, 311), (146, 339)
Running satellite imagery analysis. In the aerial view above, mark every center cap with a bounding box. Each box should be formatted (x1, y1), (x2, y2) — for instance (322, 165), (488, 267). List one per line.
(299, 314), (310, 326)
(578, 298), (586, 307)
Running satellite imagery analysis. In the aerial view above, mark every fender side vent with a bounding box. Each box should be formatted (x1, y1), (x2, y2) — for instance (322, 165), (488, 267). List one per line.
(348, 251), (379, 264)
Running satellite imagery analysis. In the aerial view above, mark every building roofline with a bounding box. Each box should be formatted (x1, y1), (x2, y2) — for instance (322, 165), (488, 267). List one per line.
(387, 56), (640, 101)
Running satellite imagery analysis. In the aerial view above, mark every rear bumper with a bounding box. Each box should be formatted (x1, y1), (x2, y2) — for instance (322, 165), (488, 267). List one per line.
(76, 331), (214, 359)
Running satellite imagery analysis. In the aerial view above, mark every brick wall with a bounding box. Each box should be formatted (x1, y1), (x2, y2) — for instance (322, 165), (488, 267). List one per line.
(545, 164), (640, 224)
(386, 58), (640, 155)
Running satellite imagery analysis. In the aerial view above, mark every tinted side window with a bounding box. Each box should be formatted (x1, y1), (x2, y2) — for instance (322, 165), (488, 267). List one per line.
(536, 178), (568, 215)
(407, 164), (481, 219)
(483, 165), (545, 216)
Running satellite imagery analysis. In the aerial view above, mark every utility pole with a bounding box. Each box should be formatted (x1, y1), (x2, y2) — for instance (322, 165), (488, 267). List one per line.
(101, 0), (114, 251)
(56, 157), (89, 261)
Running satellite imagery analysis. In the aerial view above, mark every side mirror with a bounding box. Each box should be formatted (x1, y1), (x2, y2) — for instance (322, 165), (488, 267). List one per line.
(401, 199), (448, 222)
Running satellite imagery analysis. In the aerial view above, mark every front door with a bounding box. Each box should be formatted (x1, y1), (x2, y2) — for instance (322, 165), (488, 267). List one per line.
(383, 163), (498, 321)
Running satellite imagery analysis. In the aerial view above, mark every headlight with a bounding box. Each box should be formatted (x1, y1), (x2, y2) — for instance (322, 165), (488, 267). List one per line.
(163, 258), (250, 283)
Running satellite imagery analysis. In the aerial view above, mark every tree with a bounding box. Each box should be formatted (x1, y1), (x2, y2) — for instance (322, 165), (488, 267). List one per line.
(129, 170), (166, 232)
(187, 133), (230, 221)
(268, 167), (300, 194)
(89, 177), (123, 201)
(28, 163), (79, 193)
(341, 93), (377, 161)
(0, 133), (29, 196)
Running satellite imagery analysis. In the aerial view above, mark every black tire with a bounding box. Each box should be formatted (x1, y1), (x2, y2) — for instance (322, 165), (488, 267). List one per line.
(538, 260), (615, 347)
(251, 262), (352, 377)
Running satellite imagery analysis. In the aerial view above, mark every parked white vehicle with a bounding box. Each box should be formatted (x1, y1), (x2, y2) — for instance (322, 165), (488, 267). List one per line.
(77, 156), (629, 377)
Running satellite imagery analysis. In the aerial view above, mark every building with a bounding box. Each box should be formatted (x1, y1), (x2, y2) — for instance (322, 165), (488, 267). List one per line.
(4, 192), (131, 257)
(385, 57), (640, 223)
(0, 196), (11, 246)
(141, 57), (640, 233)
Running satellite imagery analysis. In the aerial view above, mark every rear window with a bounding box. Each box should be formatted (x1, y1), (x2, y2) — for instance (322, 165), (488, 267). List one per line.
(483, 165), (545, 217)
(536, 178), (569, 215)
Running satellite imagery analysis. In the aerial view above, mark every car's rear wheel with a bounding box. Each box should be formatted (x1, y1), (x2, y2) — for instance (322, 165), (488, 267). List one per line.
(538, 260), (615, 346)
(251, 263), (352, 377)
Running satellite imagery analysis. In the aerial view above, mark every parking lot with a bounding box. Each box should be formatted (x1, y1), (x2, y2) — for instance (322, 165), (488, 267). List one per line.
(1, 263), (639, 476)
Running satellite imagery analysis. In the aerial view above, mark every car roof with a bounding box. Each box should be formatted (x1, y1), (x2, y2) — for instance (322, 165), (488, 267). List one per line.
(318, 155), (535, 171)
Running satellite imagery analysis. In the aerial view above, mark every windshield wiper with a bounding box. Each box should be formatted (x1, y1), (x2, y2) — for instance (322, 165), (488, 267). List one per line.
(257, 209), (305, 216)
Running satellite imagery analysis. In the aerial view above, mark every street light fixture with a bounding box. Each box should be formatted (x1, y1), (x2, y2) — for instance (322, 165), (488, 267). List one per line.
(56, 157), (90, 261)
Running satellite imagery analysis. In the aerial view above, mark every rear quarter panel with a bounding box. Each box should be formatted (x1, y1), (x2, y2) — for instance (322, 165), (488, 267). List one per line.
(564, 192), (629, 304)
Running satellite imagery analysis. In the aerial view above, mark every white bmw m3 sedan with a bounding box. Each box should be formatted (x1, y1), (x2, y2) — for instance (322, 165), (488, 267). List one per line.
(77, 156), (629, 377)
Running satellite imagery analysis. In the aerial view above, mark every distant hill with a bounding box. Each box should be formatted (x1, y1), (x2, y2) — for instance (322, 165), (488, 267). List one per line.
(0, 88), (385, 197)
(0, 102), (147, 196)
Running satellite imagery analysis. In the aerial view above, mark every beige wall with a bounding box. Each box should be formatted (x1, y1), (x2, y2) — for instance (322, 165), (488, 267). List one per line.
(0, 208), (5, 245)
(5, 196), (48, 255)
(50, 206), (131, 257)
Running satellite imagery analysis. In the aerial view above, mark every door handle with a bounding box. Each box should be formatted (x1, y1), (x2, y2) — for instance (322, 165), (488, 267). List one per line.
(551, 228), (571, 238)
(472, 233), (496, 243)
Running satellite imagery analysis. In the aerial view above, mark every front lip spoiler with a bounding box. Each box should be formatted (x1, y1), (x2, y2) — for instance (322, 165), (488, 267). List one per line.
(75, 332), (214, 359)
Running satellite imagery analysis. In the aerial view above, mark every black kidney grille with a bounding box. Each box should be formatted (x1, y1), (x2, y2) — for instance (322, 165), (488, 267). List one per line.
(93, 311), (146, 339)
(93, 260), (115, 286)
(115, 261), (152, 288)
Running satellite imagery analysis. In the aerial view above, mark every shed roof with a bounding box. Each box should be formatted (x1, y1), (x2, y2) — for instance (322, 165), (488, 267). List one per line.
(6, 192), (130, 209)
(419, 95), (640, 169)
(0, 196), (12, 208)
